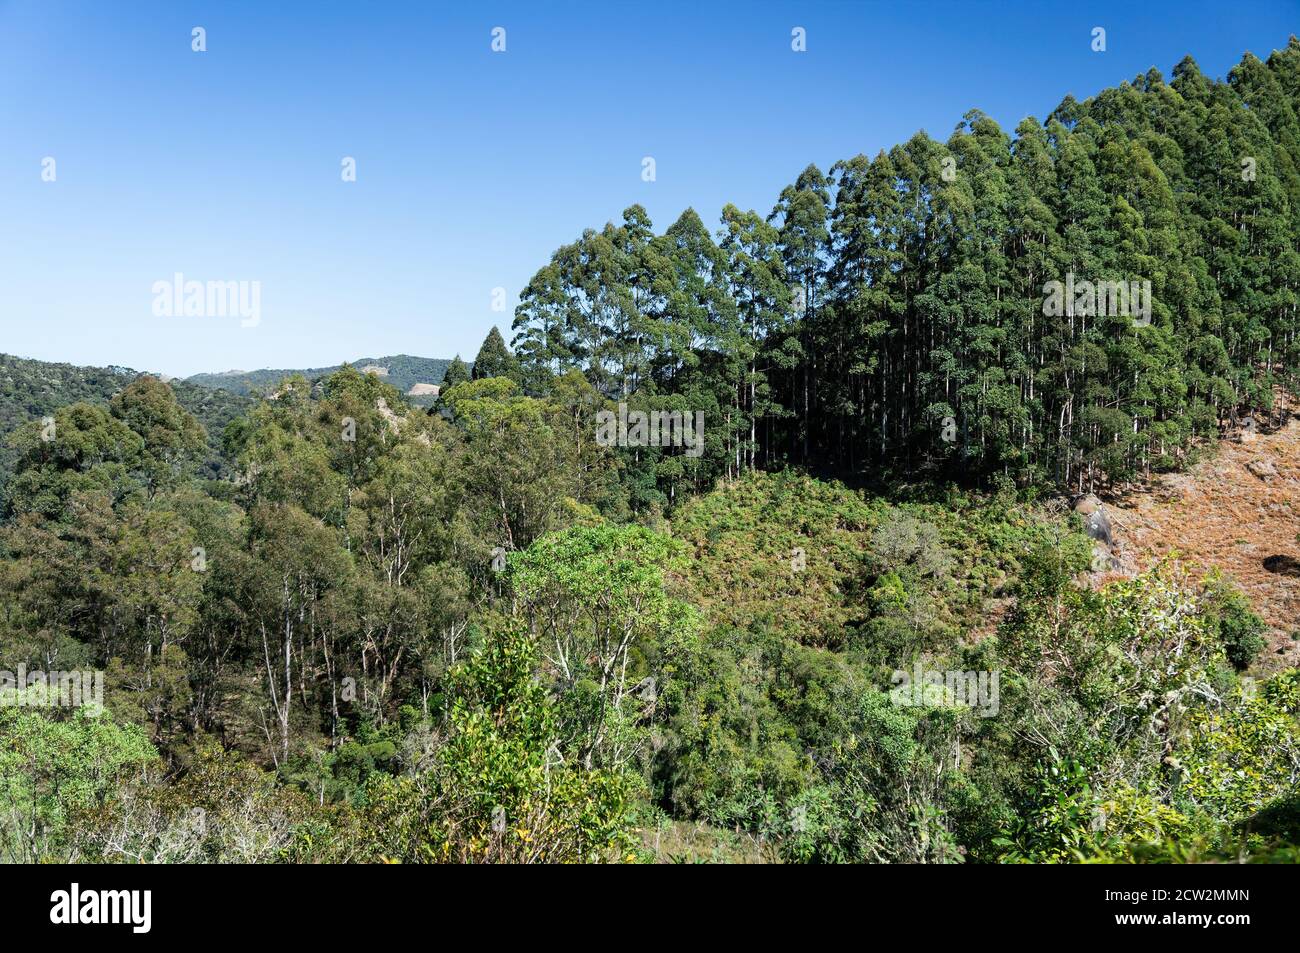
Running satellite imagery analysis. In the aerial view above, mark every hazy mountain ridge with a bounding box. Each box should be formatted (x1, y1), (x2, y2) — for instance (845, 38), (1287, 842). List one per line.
(185, 354), (456, 397)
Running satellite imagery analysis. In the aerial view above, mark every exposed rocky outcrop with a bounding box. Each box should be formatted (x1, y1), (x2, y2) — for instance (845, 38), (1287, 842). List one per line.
(1247, 457), (1278, 481)
(1073, 493), (1114, 548)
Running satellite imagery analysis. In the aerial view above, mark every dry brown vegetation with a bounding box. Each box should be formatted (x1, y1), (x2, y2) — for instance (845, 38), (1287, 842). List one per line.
(1107, 410), (1300, 669)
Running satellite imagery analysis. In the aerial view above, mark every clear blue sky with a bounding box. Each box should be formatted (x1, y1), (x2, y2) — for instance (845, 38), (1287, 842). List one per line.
(1, 0), (1295, 377)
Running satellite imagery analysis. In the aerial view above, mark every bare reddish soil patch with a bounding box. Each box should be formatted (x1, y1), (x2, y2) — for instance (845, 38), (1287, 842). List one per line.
(1107, 417), (1300, 668)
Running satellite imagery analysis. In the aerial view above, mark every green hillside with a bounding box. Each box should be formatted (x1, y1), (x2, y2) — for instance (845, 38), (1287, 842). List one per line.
(0, 353), (252, 484)
(185, 354), (455, 400)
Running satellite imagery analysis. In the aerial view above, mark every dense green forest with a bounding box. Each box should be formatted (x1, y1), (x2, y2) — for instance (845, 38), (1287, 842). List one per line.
(0, 354), (252, 485)
(512, 42), (1300, 499)
(2, 41), (1299, 864)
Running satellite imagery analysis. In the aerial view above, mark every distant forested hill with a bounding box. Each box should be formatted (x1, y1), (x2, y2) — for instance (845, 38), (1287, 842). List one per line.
(0, 352), (456, 489)
(185, 354), (455, 398)
(0, 353), (252, 483)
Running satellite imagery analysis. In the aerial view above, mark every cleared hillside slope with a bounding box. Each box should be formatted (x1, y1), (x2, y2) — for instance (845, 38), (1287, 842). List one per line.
(1109, 409), (1300, 668)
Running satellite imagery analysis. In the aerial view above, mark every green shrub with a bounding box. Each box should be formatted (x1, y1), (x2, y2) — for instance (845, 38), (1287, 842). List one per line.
(1200, 573), (1268, 670)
